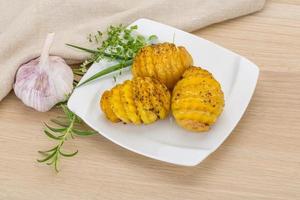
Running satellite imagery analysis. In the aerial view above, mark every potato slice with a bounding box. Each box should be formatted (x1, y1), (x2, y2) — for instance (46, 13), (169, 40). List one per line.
(132, 77), (157, 124)
(100, 90), (120, 122)
(143, 77), (170, 119)
(119, 80), (141, 124)
(110, 85), (130, 123)
(151, 78), (171, 119)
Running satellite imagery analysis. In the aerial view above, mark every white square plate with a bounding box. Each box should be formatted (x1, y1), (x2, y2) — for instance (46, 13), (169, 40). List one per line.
(68, 18), (259, 166)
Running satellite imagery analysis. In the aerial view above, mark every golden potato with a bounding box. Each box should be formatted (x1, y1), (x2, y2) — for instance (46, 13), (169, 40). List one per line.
(132, 77), (158, 124)
(172, 66), (224, 132)
(100, 90), (120, 122)
(110, 84), (131, 123)
(100, 77), (171, 124)
(132, 43), (193, 89)
(148, 78), (171, 119)
(120, 80), (141, 124)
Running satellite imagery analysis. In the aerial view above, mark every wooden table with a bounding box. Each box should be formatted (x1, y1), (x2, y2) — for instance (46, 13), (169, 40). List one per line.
(1, 0), (299, 199)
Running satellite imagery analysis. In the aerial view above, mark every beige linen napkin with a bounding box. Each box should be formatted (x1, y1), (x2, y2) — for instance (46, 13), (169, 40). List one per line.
(0, 0), (265, 101)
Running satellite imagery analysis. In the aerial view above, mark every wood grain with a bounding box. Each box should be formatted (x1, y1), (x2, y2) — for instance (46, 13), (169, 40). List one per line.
(1, 1), (300, 199)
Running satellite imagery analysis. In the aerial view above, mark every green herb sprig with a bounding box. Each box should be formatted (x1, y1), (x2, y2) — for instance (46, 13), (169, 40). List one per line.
(38, 104), (96, 172)
(66, 24), (157, 86)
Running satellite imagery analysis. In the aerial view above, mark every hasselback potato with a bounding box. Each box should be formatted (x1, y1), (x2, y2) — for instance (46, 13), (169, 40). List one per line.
(100, 77), (171, 124)
(172, 66), (224, 132)
(132, 43), (193, 89)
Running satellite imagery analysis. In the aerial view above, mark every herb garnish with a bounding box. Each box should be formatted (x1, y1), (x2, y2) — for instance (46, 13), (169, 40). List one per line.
(66, 24), (157, 86)
(37, 104), (96, 172)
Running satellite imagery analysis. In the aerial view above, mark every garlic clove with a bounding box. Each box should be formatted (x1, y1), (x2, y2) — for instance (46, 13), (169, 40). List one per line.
(14, 33), (74, 112)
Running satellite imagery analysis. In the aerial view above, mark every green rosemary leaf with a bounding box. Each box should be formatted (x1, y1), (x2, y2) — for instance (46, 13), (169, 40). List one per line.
(73, 71), (85, 76)
(50, 119), (69, 127)
(59, 149), (78, 157)
(46, 159), (56, 165)
(56, 116), (68, 119)
(37, 150), (57, 163)
(44, 123), (66, 133)
(77, 59), (133, 87)
(44, 130), (63, 140)
(54, 158), (59, 172)
(74, 116), (82, 124)
(72, 69), (83, 73)
(72, 129), (97, 136)
(38, 146), (58, 154)
(61, 104), (74, 122)
(38, 151), (49, 156)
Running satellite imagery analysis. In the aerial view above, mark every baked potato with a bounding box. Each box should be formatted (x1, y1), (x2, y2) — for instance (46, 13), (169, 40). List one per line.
(132, 43), (193, 89)
(172, 66), (224, 132)
(100, 77), (171, 124)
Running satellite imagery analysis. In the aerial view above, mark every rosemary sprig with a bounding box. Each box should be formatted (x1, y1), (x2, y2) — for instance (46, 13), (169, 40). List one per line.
(38, 104), (96, 172)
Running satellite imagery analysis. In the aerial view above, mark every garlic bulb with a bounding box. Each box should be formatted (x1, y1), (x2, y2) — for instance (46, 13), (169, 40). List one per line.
(14, 33), (73, 112)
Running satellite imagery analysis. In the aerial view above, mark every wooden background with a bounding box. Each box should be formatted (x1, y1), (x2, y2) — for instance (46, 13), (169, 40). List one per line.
(1, 0), (299, 199)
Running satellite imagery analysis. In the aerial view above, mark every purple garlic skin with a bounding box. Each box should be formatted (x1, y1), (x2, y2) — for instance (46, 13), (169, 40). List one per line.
(14, 33), (74, 112)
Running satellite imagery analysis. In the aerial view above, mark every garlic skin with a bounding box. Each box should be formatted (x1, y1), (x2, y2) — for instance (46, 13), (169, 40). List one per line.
(14, 33), (73, 112)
